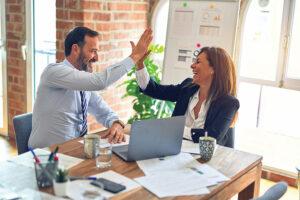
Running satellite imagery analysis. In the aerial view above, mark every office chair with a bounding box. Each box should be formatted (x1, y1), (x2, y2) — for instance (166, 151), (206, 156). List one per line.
(13, 112), (32, 154)
(252, 181), (288, 200)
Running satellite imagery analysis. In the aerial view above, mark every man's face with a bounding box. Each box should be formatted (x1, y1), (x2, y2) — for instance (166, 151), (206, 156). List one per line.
(76, 36), (100, 72)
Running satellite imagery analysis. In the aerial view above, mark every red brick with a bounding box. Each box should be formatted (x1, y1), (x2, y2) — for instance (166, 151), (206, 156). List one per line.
(108, 3), (132, 11)
(8, 5), (22, 13)
(8, 67), (22, 76)
(74, 22), (94, 29)
(133, 4), (148, 11)
(56, 0), (64, 8)
(83, 12), (93, 20)
(11, 84), (24, 93)
(7, 41), (18, 49)
(93, 13), (111, 21)
(114, 13), (130, 20)
(7, 23), (14, 31)
(101, 34), (111, 41)
(8, 59), (19, 66)
(65, 0), (78, 9)
(12, 14), (23, 23)
(69, 11), (84, 20)
(113, 32), (130, 39)
(118, 41), (130, 48)
(7, 31), (20, 40)
(95, 23), (110, 31)
(7, 0), (17, 3)
(8, 50), (22, 58)
(110, 23), (125, 31)
(80, 1), (102, 10)
(56, 9), (69, 19)
(57, 21), (74, 29)
(13, 77), (19, 84)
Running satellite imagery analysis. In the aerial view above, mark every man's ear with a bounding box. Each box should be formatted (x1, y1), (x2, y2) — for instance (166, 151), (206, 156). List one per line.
(71, 44), (80, 56)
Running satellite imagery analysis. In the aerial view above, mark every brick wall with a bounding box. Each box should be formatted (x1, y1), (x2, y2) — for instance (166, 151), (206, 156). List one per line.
(6, 0), (27, 138)
(56, 0), (150, 132)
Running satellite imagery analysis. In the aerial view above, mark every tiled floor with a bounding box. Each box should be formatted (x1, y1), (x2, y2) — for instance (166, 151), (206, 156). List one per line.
(0, 136), (298, 199)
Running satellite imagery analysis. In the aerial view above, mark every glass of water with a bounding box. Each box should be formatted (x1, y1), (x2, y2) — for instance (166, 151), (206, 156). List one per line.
(96, 138), (112, 168)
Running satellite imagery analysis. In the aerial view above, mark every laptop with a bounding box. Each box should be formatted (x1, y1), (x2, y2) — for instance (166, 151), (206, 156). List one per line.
(112, 116), (186, 161)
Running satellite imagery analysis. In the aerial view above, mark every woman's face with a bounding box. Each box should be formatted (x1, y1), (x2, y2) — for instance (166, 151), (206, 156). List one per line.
(191, 52), (214, 86)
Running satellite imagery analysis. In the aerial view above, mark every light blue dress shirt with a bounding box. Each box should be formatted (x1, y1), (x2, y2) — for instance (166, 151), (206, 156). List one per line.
(28, 57), (134, 148)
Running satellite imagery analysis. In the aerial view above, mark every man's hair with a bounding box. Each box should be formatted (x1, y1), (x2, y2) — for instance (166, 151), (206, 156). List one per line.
(64, 26), (99, 56)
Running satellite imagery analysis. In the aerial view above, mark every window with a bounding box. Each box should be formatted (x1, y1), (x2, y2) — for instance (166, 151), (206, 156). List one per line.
(151, 0), (169, 66)
(238, 0), (284, 83)
(32, 0), (56, 97)
(285, 0), (300, 81)
(236, 0), (300, 175)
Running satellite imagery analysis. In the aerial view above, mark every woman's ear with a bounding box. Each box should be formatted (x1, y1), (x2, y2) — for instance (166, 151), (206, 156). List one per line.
(210, 69), (214, 75)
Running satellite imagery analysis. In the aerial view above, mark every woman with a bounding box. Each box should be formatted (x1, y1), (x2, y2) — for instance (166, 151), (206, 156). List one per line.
(135, 47), (239, 148)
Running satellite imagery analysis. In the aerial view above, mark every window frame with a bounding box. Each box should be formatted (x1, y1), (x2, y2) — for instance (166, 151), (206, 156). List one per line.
(0, 0), (8, 135)
(236, 0), (300, 91)
(151, 0), (169, 45)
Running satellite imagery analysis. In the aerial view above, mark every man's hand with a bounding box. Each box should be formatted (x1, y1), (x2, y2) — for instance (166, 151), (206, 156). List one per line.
(101, 122), (126, 144)
(130, 28), (153, 64)
(131, 41), (151, 70)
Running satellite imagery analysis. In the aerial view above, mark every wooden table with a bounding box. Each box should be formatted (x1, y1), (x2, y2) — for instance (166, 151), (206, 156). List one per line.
(46, 134), (262, 200)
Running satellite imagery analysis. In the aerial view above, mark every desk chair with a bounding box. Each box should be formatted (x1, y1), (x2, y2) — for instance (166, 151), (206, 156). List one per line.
(252, 181), (288, 200)
(13, 113), (32, 154)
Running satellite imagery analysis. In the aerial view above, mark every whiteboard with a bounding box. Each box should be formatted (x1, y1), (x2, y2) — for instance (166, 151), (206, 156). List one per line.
(162, 0), (240, 84)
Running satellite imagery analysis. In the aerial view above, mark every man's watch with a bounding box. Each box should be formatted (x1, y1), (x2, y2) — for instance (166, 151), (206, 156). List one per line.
(112, 120), (125, 129)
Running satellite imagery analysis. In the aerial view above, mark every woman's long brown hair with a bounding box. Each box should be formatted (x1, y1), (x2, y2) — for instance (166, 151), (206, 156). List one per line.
(199, 47), (237, 101)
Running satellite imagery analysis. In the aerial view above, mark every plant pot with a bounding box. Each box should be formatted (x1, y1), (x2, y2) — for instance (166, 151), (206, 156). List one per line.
(53, 180), (68, 197)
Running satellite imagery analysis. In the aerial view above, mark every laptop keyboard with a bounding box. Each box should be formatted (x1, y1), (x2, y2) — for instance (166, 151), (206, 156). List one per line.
(118, 150), (128, 158)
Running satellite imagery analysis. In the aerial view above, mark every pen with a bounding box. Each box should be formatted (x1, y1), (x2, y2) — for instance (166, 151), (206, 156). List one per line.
(48, 146), (59, 161)
(29, 147), (40, 163)
(69, 176), (97, 181)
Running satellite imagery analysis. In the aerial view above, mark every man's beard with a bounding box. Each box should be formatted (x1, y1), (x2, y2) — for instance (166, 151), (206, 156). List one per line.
(77, 52), (88, 72)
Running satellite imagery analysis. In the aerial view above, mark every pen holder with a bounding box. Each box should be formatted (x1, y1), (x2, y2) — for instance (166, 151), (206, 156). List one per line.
(34, 155), (58, 188)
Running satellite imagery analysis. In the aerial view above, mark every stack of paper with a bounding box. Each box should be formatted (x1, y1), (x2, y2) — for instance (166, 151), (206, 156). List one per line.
(8, 148), (83, 170)
(0, 187), (65, 200)
(67, 170), (140, 199)
(135, 153), (229, 198)
(181, 139), (200, 154)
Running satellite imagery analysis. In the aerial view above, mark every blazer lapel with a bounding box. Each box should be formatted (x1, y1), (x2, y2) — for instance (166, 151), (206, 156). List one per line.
(172, 84), (199, 116)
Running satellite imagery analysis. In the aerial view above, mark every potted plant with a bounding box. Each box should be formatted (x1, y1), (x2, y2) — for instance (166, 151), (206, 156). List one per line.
(119, 44), (175, 124)
(53, 168), (69, 197)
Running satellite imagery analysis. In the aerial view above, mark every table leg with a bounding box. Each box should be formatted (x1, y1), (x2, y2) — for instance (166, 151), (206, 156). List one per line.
(238, 162), (262, 200)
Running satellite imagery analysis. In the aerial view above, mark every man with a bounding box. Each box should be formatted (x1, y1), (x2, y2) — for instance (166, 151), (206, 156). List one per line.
(28, 26), (152, 148)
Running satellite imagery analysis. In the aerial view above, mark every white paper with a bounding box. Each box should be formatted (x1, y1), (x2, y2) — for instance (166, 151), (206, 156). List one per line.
(181, 139), (199, 154)
(7, 148), (83, 170)
(170, 9), (194, 37)
(67, 170), (140, 200)
(137, 153), (200, 175)
(192, 164), (230, 183)
(0, 187), (21, 200)
(18, 188), (66, 200)
(78, 134), (130, 147)
(135, 169), (213, 198)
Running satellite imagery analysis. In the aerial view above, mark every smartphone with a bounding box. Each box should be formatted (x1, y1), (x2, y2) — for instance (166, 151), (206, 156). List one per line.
(90, 178), (126, 193)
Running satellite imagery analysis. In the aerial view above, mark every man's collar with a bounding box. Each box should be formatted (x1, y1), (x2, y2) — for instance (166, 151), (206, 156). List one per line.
(63, 58), (76, 69)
